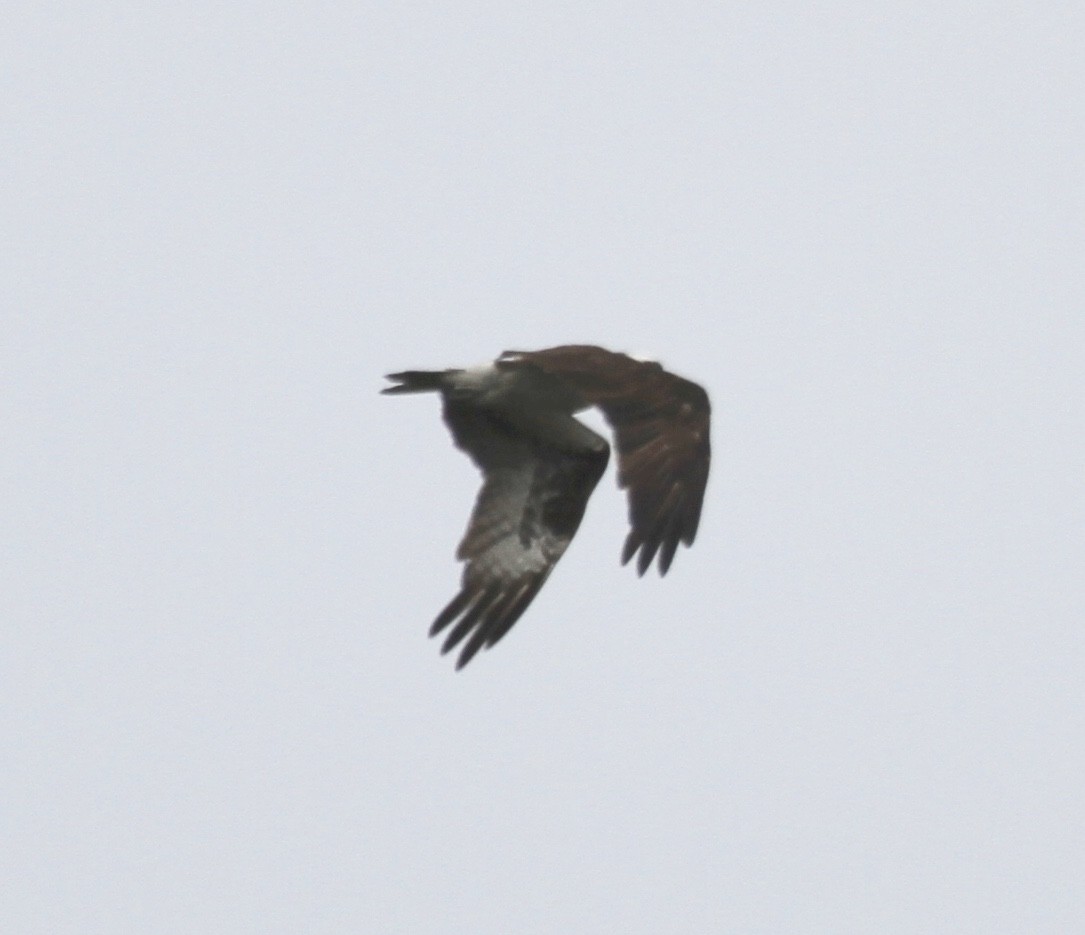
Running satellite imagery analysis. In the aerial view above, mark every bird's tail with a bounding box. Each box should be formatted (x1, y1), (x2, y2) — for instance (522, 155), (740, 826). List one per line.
(381, 369), (459, 394)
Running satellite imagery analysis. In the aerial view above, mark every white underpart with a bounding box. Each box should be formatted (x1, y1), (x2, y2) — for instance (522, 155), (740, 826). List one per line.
(450, 363), (504, 393)
(450, 365), (601, 453)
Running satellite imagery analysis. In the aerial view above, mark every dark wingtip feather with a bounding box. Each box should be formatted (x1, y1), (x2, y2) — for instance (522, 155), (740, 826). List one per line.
(430, 589), (470, 637)
(439, 588), (497, 655)
(657, 534), (679, 576)
(620, 532), (641, 569)
(454, 627), (489, 669)
(636, 538), (661, 576)
(454, 580), (543, 669)
(622, 524), (686, 577)
(485, 581), (543, 649)
(681, 506), (701, 546)
(440, 616), (476, 656)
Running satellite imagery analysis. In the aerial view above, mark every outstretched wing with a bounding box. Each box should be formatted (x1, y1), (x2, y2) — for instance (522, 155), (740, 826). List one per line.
(502, 346), (710, 576)
(432, 398), (609, 669)
(599, 375), (710, 576)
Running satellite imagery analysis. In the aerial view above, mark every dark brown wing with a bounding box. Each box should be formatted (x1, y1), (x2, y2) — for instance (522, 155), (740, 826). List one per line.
(432, 398), (609, 668)
(502, 346), (710, 576)
(599, 375), (710, 575)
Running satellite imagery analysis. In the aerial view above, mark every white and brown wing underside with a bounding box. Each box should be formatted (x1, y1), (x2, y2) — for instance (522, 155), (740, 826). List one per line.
(432, 398), (609, 669)
(502, 346), (711, 576)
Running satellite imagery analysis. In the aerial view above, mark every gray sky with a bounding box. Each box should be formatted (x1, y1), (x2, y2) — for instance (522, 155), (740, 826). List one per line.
(4, 2), (1083, 932)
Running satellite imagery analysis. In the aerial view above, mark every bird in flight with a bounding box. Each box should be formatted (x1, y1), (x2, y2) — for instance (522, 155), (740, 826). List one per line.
(383, 345), (711, 669)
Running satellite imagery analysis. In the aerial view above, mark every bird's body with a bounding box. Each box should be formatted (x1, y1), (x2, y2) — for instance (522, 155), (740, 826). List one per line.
(383, 345), (711, 668)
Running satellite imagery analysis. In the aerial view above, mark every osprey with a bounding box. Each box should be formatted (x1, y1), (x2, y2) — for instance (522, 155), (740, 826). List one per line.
(383, 345), (711, 668)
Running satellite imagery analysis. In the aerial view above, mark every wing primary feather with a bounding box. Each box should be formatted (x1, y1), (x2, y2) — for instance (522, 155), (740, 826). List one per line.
(430, 589), (472, 637)
(657, 517), (682, 575)
(455, 576), (548, 668)
(482, 578), (546, 649)
(439, 584), (502, 655)
(620, 531), (642, 569)
(454, 590), (515, 669)
(635, 534), (662, 577)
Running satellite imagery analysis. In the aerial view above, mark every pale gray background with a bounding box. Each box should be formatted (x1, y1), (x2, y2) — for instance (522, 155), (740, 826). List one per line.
(4, 3), (1083, 933)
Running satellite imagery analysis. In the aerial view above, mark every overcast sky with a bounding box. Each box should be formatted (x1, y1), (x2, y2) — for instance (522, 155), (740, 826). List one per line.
(4, 3), (1083, 933)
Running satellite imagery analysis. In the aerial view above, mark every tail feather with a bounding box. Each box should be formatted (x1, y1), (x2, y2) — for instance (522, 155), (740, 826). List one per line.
(381, 370), (455, 394)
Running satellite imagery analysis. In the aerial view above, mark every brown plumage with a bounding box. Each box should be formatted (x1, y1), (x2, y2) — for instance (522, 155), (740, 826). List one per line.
(383, 345), (711, 668)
